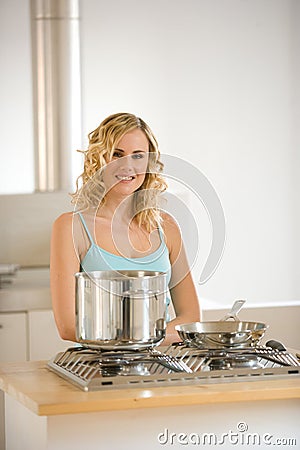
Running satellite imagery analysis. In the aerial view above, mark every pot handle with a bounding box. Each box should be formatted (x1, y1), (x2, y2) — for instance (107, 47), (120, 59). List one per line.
(220, 299), (246, 322)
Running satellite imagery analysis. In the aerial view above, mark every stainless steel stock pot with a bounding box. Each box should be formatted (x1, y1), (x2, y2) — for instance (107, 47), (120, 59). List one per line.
(75, 270), (168, 350)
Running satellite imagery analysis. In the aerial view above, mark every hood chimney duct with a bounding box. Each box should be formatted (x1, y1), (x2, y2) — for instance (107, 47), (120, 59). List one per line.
(31, 0), (82, 192)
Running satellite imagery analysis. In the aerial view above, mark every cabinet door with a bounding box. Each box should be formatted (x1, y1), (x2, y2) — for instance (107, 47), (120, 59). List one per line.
(0, 312), (27, 362)
(28, 310), (72, 361)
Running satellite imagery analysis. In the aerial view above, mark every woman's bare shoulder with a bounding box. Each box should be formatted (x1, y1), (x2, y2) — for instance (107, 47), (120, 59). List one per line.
(160, 212), (182, 253)
(161, 212), (181, 235)
(53, 212), (74, 230)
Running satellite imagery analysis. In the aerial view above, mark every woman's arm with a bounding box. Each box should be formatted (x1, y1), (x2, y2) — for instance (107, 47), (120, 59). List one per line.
(162, 214), (201, 345)
(50, 212), (80, 341)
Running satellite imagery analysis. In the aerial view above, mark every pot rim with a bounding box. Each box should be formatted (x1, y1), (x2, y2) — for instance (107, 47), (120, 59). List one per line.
(74, 270), (167, 280)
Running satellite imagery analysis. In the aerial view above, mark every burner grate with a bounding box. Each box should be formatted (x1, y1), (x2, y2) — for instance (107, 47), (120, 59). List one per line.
(47, 344), (300, 391)
(165, 343), (300, 371)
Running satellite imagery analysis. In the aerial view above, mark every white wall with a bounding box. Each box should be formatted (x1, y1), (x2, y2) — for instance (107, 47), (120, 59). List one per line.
(0, 192), (72, 266)
(80, 0), (299, 305)
(0, 0), (298, 306)
(291, 0), (300, 300)
(0, 0), (34, 194)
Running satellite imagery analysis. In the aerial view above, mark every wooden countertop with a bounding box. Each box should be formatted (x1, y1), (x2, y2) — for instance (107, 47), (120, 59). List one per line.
(0, 360), (300, 416)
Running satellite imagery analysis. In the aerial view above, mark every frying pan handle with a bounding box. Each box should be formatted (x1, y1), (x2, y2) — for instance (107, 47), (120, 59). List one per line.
(266, 340), (286, 352)
(221, 299), (246, 321)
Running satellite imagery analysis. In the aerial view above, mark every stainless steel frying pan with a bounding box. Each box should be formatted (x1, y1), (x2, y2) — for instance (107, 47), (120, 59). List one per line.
(175, 300), (268, 349)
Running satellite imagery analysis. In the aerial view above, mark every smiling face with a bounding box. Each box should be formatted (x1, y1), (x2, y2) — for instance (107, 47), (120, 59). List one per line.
(103, 128), (149, 198)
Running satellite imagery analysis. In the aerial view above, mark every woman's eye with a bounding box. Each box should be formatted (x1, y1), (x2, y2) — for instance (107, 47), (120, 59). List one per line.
(111, 152), (146, 160)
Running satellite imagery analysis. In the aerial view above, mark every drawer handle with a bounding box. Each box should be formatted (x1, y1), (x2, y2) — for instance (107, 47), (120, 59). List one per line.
(0, 324), (3, 329)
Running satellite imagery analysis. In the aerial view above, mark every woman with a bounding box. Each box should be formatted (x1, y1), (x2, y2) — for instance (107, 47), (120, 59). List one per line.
(50, 112), (200, 345)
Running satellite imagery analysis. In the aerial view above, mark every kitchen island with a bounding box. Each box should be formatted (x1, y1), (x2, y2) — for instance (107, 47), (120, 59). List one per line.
(0, 360), (299, 450)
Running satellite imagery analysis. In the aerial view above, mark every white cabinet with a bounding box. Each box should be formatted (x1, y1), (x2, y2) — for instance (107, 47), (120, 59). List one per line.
(28, 310), (72, 361)
(0, 310), (72, 363)
(0, 312), (25, 450)
(0, 312), (27, 362)
(0, 309), (68, 450)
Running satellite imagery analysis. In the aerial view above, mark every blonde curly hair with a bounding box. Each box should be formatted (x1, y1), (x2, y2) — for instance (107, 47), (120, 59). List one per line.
(72, 113), (167, 231)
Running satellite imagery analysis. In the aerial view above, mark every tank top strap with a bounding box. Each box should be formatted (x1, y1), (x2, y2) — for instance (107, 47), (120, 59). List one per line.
(78, 212), (95, 245)
(157, 224), (166, 245)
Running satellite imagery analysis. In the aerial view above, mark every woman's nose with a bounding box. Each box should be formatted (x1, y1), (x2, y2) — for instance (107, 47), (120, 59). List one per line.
(118, 155), (134, 171)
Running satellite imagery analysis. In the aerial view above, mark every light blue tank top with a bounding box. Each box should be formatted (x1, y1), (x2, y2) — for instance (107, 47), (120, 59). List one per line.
(78, 213), (172, 285)
(78, 213), (172, 319)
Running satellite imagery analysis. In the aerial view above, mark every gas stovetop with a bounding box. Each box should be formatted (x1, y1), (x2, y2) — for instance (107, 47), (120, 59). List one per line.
(47, 342), (300, 391)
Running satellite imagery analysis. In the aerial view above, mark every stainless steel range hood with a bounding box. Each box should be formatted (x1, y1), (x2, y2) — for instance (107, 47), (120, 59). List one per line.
(31, 0), (82, 192)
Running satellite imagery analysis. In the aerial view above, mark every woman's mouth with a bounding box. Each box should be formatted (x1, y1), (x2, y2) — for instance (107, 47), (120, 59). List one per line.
(115, 175), (135, 181)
